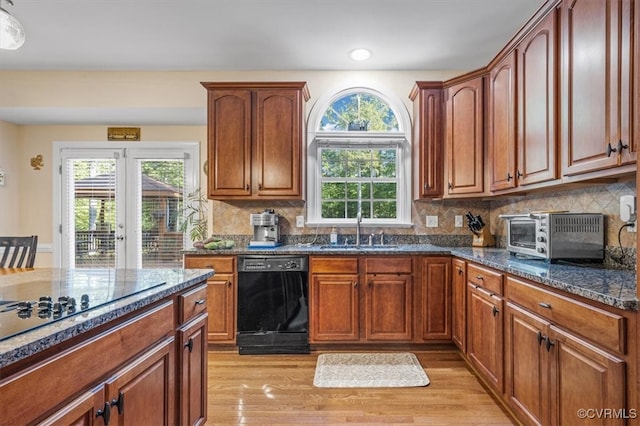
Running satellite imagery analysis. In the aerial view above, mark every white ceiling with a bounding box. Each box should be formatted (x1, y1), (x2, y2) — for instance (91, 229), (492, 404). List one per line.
(0, 0), (546, 124)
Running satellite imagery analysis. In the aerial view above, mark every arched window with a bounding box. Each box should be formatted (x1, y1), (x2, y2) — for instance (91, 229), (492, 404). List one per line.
(307, 87), (412, 227)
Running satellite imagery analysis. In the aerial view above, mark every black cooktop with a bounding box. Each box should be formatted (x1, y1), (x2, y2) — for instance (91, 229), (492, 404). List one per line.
(0, 274), (167, 341)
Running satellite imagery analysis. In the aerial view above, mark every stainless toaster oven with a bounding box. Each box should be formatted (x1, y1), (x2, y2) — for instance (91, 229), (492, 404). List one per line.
(499, 213), (604, 262)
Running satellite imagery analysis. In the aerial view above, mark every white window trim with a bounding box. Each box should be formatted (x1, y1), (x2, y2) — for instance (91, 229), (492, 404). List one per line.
(306, 86), (413, 228)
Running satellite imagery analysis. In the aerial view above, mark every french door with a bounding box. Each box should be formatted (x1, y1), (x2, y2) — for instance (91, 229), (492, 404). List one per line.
(55, 143), (198, 269)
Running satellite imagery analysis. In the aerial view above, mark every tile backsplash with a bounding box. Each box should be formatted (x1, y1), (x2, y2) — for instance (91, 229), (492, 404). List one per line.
(209, 178), (636, 269)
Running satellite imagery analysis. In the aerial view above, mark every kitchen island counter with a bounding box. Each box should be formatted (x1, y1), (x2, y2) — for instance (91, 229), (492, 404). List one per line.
(0, 267), (213, 370)
(185, 244), (637, 310)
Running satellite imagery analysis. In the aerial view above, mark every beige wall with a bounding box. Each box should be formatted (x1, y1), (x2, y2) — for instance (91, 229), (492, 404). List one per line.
(0, 121), (20, 235)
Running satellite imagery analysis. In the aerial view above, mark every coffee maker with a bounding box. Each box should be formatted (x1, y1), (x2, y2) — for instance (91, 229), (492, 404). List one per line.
(249, 209), (281, 247)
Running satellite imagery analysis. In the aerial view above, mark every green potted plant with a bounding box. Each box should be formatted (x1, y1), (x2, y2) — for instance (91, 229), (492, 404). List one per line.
(179, 188), (209, 246)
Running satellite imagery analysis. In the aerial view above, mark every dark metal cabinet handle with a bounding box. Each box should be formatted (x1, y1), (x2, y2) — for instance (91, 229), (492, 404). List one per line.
(195, 299), (206, 305)
(185, 337), (194, 353)
(545, 337), (555, 352)
(353, 281), (358, 288)
(517, 170), (523, 178)
(537, 331), (545, 346)
(476, 275), (484, 280)
(538, 302), (552, 309)
(457, 268), (463, 276)
(258, 183), (263, 190)
(617, 140), (629, 153)
(606, 142), (617, 157)
(96, 402), (111, 425)
(507, 172), (513, 181)
(245, 184), (250, 191)
(492, 306), (499, 317)
(227, 280), (232, 287)
(111, 392), (124, 415)
(448, 182), (453, 189)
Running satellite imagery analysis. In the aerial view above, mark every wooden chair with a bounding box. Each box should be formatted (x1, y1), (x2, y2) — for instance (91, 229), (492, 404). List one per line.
(0, 235), (38, 268)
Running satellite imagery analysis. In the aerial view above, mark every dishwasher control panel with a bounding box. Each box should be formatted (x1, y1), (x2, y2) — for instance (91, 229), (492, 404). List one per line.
(238, 255), (308, 272)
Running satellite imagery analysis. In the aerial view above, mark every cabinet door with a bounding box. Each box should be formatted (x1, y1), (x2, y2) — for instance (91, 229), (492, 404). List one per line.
(446, 77), (485, 195)
(489, 51), (517, 191)
(549, 325), (626, 426)
(104, 337), (175, 426)
(467, 284), (503, 392)
(206, 273), (236, 343)
(206, 90), (252, 197)
(310, 274), (360, 342)
(504, 302), (551, 426)
(517, 9), (558, 186)
(254, 89), (303, 198)
(451, 258), (466, 351)
(36, 386), (105, 426)
(365, 274), (413, 341)
(561, 0), (632, 175)
(411, 83), (445, 198)
(179, 314), (208, 426)
(419, 257), (451, 340)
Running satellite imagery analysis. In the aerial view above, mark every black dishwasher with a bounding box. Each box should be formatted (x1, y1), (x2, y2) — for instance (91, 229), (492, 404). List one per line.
(237, 255), (309, 354)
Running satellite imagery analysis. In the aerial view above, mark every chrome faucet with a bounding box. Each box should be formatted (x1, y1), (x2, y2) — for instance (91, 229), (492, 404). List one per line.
(355, 210), (362, 246)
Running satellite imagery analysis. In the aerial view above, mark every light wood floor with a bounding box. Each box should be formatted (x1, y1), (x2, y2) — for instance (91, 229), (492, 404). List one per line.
(206, 347), (517, 425)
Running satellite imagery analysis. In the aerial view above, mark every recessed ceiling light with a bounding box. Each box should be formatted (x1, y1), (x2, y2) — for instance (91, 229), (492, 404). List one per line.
(349, 48), (371, 61)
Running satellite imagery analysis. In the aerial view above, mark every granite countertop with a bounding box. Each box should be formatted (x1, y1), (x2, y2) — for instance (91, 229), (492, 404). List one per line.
(185, 244), (638, 311)
(0, 268), (214, 370)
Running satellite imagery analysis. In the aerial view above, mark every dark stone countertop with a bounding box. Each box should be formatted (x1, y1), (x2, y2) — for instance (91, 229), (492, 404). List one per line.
(0, 268), (214, 370)
(185, 244), (637, 311)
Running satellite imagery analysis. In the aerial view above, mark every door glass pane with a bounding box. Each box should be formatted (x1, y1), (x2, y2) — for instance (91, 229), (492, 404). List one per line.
(137, 159), (185, 268)
(69, 159), (118, 268)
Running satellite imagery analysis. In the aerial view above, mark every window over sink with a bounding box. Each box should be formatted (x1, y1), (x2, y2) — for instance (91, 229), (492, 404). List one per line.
(306, 86), (412, 227)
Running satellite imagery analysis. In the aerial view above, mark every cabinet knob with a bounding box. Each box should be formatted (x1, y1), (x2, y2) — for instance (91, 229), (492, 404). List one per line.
(538, 302), (552, 309)
(185, 337), (194, 353)
(246, 184), (250, 191)
(258, 183), (263, 190)
(545, 337), (555, 352)
(617, 140), (629, 153)
(507, 172), (513, 181)
(353, 281), (358, 288)
(476, 275), (484, 280)
(606, 142), (617, 157)
(492, 305), (500, 317)
(448, 182), (453, 189)
(457, 268), (463, 276)
(96, 402), (111, 425)
(195, 299), (206, 305)
(111, 392), (125, 415)
(537, 331), (545, 346)
(517, 170), (523, 178)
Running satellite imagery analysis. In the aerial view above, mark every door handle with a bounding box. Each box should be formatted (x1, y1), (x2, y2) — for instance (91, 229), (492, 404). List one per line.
(116, 235), (124, 241)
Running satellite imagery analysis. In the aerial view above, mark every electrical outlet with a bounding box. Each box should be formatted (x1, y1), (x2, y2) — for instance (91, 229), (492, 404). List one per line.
(426, 215), (438, 228)
(627, 221), (637, 233)
(620, 195), (637, 222)
(296, 215), (305, 228)
(455, 215), (463, 227)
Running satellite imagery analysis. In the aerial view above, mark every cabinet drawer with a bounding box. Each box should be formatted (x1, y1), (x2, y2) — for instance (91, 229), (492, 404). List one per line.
(467, 263), (503, 295)
(179, 284), (207, 324)
(506, 276), (625, 354)
(310, 257), (358, 274)
(364, 257), (413, 274)
(185, 256), (235, 273)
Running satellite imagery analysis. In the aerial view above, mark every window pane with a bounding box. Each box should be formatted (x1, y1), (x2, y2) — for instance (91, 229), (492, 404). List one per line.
(373, 201), (396, 219)
(321, 150), (346, 177)
(322, 201), (345, 218)
(321, 182), (346, 199)
(319, 92), (400, 132)
(372, 182), (396, 199)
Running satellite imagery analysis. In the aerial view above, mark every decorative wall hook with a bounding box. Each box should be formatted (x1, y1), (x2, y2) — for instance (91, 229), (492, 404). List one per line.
(30, 154), (44, 170)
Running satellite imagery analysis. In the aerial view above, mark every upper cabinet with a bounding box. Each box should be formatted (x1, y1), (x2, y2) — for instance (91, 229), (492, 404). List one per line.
(560, 0), (636, 177)
(410, 82), (445, 199)
(201, 82), (310, 200)
(445, 75), (486, 196)
(488, 51), (517, 192)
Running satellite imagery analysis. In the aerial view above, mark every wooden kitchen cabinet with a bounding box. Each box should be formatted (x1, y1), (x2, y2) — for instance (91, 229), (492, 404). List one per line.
(560, 0), (636, 177)
(516, 9), (558, 187)
(505, 276), (627, 426)
(309, 257), (360, 342)
(364, 257), (414, 341)
(184, 255), (236, 344)
(488, 50), (517, 192)
(178, 313), (208, 426)
(201, 82), (310, 200)
(451, 258), (466, 351)
(418, 256), (451, 341)
(309, 256), (414, 344)
(410, 82), (445, 198)
(445, 74), (486, 196)
(466, 263), (504, 392)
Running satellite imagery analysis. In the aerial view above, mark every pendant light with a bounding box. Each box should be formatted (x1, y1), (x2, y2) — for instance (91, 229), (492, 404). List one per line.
(0, 0), (25, 50)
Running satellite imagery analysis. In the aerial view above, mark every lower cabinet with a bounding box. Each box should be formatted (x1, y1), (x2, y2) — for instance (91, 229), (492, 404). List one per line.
(178, 313), (208, 426)
(418, 256), (451, 341)
(451, 258), (466, 351)
(184, 255), (236, 344)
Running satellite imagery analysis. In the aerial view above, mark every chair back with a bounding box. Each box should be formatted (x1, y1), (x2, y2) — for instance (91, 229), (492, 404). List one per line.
(0, 235), (38, 268)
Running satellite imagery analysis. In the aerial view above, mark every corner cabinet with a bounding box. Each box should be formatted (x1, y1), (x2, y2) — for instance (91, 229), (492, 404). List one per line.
(410, 82), (445, 199)
(201, 82), (310, 200)
(560, 0), (636, 177)
(444, 75), (486, 196)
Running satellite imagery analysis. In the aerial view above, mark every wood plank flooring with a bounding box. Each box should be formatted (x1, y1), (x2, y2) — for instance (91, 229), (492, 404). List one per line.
(206, 347), (517, 425)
